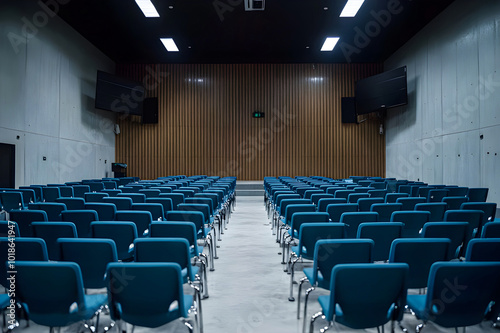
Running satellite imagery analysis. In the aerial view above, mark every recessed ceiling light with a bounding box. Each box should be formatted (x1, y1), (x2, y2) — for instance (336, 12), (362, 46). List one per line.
(188, 46), (192, 49)
(340, 0), (365, 17)
(323, 7), (328, 10)
(160, 38), (179, 52)
(135, 0), (160, 17)
(306, 46), (310, 49)
(168, 5), (174, 9)
(321, 37), (340, 51)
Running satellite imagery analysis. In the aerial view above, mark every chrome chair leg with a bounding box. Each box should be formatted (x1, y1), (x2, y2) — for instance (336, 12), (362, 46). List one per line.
(297, 277), (309, 318)
(302, 287), (315, 333)
(183, 320), (194, 333)
(289, 256), (299, 301)
(308, 311), (323, 333)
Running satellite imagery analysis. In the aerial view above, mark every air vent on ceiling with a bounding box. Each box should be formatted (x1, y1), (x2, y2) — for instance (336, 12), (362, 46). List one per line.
(245, 0), (265, 11)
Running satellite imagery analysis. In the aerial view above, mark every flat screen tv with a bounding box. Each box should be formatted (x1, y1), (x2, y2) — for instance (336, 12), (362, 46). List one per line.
(95, 71), (145, 116)
(355, 66), (407, 115)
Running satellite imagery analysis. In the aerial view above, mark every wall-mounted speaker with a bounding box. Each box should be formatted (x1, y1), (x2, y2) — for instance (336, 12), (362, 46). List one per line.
(142, 97), (158, 124)
(341, 97), (357, 124)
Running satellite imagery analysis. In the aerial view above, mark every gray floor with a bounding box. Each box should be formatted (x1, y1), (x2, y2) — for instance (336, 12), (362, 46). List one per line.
(10, 196), (500, 332)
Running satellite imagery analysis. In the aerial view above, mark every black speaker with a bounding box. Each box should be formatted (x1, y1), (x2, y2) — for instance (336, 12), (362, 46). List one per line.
(341, 97), (357, 124)
(142, 97), (158, 124)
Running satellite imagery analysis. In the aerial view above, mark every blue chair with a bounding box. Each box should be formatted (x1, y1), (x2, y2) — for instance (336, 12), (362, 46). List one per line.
(442, 196), (468, 210)
(139, 189), (161, 198)
(334, 190), (355, 200)
(29, 202), (67, 221)
(9, 210), (47, 237)
(58, 186), (74, 198)
(117, 193), (146, 203)
(357, 222), (403, 261)
(132, 203), (164, 221)
(90, 221), (137, 261)
(41, 187), (60, 202)
(298, 239), (373, 323)
(115, 210), (152, 237)
(0, 221), (20, 237)
(317, 198), (347, 212)
(101, 189), (121, 197)
(308, 263), (409, 333)
(396, 197), (426, 211)
(145, 198), (173, 218)
(417, 186), (435, 200)
(56, 197), (85, 210)
(18, 187), (39, 203)
(15, 261), (107, 331)
(287, 223), (345, 301)
(340, 212), (379, 238)
(444, 209), (484, 238)
(150, 221), (209, 298)
(385, 193), (409, 203)
(310, 193), (334, 207)
(370, 203), (402, 222)
(368, 189), (388, 198)
(61, 210), (98, 238)
(427, 189), (449, 202)
(446, 186), (469, 197)
(465, 238), (500, 262)
(326, 203), (358, 222)
(389, 238), (450, 289)
(84, 192), (109, 202)
(102, 181), (117, 189)
(58, 238), (118, 289)
(84, 202), (117, 221)
(406, 262), (500, 331)
(347, 193), (370, 204)
(0, 192), (25, 212)
(357, 197), (384, 212)
(421, 222), (469, 259)
(415, 202), (447, 222)
(159, 193), (185, 209)
(391, 210), (430, 238)
(87, 182), (104, 192)
(481, 222), (500, 238)
(467, 188), (489, 202)
(102, 196), (133, 210)
(72, 185), (91, 199)
(106, 262), (200, 332)
(461, 202), (497, 229)
(32, 221), (78, 260)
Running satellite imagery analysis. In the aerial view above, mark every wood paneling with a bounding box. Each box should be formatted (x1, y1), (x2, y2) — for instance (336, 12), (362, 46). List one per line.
(115, 63), (384, 180)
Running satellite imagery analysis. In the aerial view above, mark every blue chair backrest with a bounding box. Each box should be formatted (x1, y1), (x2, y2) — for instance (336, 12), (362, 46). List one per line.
(442, 196), (468, 210)
(42, 187), (60, 202)
(61, 210), (99, 238)
(146, 198), (173, 217)
(421, 222), (469, 259)
(414, 202), (446, 222)
(84, 203), (117, 221)
(396, 197), (426, 211)
(283, 204), (316, 226)
(115, 210), (153, 237)
(326, 203), (358, 222)
(295, 223), (345, 259)
(132, 203), (165, 221)
(106, 262), (189, 328)
(340, 212), (379, 238)
(0, 221), (20, 237)
(29, 202), (67, 221)
(72, 185), (90, 198)
(90, 221), (137, 261)
(159, 193), (185, 209)
(427, 189), (449, 202)
(150, 221), (200, 256)
(9, 209), (47, 237)
(317, 198), (347, 212)
(32, 222), (78, 260)
(367, 189), (387, 198)
(446, 186), (468, 197)
(0, 192), (24, 211)
(289, 212), (329, 237)
(467, 188), (488, 202)
(85, 192), (109, 202)
(391, 210), (431, 238)
(117, 193), (146, 203)
(385, 193), (409, 203)
(389, 238), (450, 289)
(370, 203), (402, 222)
(56, 197), (85, 210)
(326, 263), (409, 327)
(312, 239), (373, 289)
(357, 222), (403, 261)
(445, 209), (484, 237)
(347, 193), (370, 204)
(58, 238), (118, 288)
(421, 262), (500, 328)
(102, 196), (133, 210)
(465, 238), (500, 262)
(139, 189), (161, 198)
(481, 222), (500, 238)
(461, 202), (497, 226)
(357, 198), (384, 212)
(59, 186), (74, 198)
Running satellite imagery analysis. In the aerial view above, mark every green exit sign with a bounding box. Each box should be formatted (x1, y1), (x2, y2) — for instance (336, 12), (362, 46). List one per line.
(252, 111), (265, 118)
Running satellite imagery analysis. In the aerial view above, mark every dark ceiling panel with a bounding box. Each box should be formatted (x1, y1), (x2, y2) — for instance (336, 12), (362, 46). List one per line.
(49, 0), (456, 64)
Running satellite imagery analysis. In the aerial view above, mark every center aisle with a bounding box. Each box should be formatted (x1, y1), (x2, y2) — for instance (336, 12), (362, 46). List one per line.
(203, 196), (301, 333)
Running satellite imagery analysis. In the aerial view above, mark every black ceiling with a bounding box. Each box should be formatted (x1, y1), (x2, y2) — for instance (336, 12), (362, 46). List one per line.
(51, 0), (455, 64)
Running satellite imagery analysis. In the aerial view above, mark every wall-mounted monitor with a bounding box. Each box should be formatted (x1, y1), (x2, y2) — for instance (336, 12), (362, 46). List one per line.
(95, 71), (145, 116)
(355, 66), (408, 115)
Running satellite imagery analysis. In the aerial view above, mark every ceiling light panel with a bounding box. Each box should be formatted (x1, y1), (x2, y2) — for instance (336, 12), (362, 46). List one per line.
(321, 37), (340, 51)
(160, 38), (179, 52)
(135, 0), (160, 17)
(340, 0), (365, 17)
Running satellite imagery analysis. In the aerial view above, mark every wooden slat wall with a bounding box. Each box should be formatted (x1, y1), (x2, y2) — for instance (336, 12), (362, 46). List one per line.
(115, 63), (384, 180)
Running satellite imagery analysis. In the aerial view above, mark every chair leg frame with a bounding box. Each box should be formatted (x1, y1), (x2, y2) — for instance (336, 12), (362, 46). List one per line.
(308, 311), (323, 333)
(288, 254), (299, 301)
(297, 277), (310, 319)
(302, 286), (315, 333)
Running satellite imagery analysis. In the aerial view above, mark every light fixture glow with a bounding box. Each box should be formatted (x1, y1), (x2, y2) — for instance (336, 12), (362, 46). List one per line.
(135, 0), (160, 17)
(160, 38), (179, 52)
(321, 37), (340, 51)
(340, 0), (365, 17)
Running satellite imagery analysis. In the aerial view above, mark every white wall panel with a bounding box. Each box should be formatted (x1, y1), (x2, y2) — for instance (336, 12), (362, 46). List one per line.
(0, 2), (115, 187)
(386, 0), (500, 205)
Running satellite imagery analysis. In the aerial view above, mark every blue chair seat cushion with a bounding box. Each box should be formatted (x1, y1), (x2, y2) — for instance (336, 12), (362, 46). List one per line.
(115, 294), (193, 328)
(303, 268), (326, 288)
(26, 294), (107, 327)
(406, 295), (427, 320)
(181, 266), (200, 283)
(291, 246), (314, 260)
